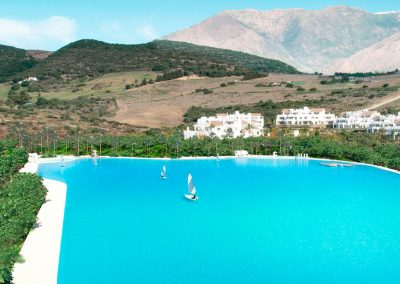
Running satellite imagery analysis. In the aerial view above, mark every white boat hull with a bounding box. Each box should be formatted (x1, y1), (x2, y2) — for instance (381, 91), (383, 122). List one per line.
(184, 194), (199, 201)
(160, 176), (167, 179)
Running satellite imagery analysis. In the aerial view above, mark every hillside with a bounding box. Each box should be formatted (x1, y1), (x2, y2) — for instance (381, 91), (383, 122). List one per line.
(26, 50), (52, 61)
(0, 44), (38, 82)
(20, 39), (298, 80)
(329, 32), (400, 73)
(164, 6), (400, 73)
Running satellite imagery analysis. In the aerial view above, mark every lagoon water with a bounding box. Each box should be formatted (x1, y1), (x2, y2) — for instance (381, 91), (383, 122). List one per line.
(38, 157), (400, 284)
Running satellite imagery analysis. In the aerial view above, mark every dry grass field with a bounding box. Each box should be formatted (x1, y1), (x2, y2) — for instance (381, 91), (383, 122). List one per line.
(1, 72), (399, 137)
(113, 73), (400, 128)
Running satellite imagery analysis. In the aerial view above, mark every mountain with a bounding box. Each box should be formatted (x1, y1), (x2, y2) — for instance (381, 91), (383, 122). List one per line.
(0, 44), (38, 82)
(328, 32), (400, 73)
(17, 39), (297, 80)
(164, 6), (400, 73)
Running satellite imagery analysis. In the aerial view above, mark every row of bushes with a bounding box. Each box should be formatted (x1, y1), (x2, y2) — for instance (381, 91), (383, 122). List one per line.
(0, 141), (47, 284)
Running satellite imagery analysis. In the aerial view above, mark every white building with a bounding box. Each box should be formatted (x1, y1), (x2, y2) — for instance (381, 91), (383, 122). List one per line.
(276, 107), (336, 127)
(18, 76), (38, 84)
(184, 111), (264, 139)
(333, 110), (400, 133)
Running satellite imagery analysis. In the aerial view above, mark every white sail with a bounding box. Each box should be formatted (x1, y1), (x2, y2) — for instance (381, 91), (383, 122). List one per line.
(161, 165), (166, 177)
(188, 174), (195, 194)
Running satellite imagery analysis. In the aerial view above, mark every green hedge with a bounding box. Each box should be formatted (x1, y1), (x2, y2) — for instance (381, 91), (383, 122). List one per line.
(0, 142), (46, 284)
(0, 174), (46, 284)
(0, 141), (28, 185)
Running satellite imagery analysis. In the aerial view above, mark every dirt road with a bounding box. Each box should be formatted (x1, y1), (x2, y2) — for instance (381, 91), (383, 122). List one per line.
(366, 92), (400, 110)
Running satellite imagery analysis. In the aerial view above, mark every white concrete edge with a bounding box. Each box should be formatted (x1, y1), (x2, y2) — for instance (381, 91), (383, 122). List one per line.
(13, 156), (68, 284)
(39, 154), (400, 175)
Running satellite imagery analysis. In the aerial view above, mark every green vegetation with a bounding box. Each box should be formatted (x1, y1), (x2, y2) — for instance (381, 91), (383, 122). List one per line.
(0, 45), (37, 83)
(327, 85), (399, 100)
(0, 141), (47, 284)
(11, 40), (298, 83)
(6, 91), (32, 106)
(35, 96), (117, 117)
(195, 88), (214, 94)
(5, 131), (400, 171)
(321, 77), (350, 85)
(334, 70), (399, 78)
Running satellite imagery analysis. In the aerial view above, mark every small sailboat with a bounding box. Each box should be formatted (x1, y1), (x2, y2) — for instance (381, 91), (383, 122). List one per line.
(185, 174), (198, 201)
(160, 165), (167, 179)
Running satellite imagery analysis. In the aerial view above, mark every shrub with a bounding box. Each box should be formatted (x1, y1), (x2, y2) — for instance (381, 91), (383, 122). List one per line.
(10, 85), (20, 91)
(7, 91), (31, 106)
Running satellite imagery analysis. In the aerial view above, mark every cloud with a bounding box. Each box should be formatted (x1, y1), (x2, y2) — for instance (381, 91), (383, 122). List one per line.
(0, 16), (77, 50)
(100, 20), (133, 41)
(136, 24), (158, 40)
(375, 11), (400, 14)
(100, 20), (159, 43)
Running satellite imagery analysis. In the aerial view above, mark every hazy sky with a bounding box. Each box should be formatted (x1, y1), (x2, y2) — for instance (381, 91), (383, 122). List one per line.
(1, 0), (399, 50)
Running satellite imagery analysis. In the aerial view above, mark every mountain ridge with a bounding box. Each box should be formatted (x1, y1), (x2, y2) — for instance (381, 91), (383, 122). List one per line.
(164, 6), (400, 73)
(0, 39), (298, 82)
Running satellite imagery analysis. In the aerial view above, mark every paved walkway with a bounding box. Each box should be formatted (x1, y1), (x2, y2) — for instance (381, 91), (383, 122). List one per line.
(13, 157), (67, 284)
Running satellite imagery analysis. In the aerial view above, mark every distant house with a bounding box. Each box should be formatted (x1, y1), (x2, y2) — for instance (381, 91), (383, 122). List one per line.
(18, 77), (39, 84)
(276, 107), (336, 127)
(184, 111), (264, 139)
(27, 76), (38, 82)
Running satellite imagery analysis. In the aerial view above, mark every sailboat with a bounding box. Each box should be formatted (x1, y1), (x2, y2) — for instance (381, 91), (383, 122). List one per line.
(185, 173), (199, 201)
(160, 165), (167, 179)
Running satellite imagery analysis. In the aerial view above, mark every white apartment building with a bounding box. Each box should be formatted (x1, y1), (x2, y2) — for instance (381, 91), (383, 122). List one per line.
(276, 107), (336, 127)
(333, 110), (400, 133)
(183, 111), (264, 139)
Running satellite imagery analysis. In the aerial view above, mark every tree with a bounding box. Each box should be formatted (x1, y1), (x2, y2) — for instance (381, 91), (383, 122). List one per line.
(7, 90), (31, 106)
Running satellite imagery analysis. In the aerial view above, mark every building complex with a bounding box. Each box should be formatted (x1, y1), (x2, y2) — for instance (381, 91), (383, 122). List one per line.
(184, 111), (264, 139)
(275, 107), (336, 127)
(276, 107), (400, 134)
(183, 107), (400, 140)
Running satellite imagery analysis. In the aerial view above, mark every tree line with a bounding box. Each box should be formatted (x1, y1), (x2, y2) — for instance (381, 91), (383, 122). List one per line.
(5, 129), (400, 171)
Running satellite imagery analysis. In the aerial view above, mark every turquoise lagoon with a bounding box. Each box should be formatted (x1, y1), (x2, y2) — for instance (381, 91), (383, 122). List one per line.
(38, 157), (400, 284)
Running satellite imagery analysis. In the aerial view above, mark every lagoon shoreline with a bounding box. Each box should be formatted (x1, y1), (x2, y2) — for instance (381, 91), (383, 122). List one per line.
(12, 153), (399, 283)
